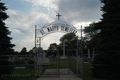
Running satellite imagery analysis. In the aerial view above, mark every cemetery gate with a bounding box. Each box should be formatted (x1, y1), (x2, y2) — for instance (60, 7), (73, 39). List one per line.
(34, 13), (83, 77)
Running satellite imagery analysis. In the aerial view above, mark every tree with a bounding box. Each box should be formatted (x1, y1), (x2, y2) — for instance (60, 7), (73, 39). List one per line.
(48, 43), (58, 50)
(83, 22), (101, 53)
(87, 0), (120, 79)
(58, 33), (77, 56)
(84, 22), (98, 39)
(59, 33), (77, 49)
(20, 47), (27, 54)
(47, 43), (58, 57)
(58, 33), (88, 56)
(0, 1), (15, 79)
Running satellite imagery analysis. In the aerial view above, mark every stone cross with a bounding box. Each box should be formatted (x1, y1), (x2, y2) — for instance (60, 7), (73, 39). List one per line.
(56, 13), (61, 20)
(61, 39), (67, 56)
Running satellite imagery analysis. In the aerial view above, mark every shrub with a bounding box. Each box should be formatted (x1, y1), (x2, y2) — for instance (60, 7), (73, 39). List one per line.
(27, 60), (34, 69)
(14, 60), (26, 65)
(28, 60), (34, 64)
(0, 58), (14, 80)
(92, 55), (120, 79)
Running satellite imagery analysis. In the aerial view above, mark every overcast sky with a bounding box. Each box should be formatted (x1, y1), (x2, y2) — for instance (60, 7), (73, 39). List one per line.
(2, 0), (103, 52)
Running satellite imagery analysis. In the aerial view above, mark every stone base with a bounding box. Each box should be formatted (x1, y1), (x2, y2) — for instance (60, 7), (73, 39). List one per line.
(37, 58), (50, 65)
(60, 55), (67, 59)
(37, 62), (50, 65)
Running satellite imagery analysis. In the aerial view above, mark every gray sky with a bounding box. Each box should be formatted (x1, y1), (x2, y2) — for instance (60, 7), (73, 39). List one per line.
(2, 0), (103, 51)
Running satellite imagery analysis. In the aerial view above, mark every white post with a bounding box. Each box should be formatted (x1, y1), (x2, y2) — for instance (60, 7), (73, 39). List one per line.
(63, 39), (65, 56)
(81, 25), (83, 76)
(35, 25), (36, 48)
(34, 25), (36, 78)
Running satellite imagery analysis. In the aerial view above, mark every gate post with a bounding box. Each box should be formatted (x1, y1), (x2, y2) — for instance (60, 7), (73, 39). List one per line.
(67, 49), (69, 74)
(81, 25), (83, 76)
(76, 49), (78, 76)
(34, 25), (36, 77)
(57, 49), (59, 77)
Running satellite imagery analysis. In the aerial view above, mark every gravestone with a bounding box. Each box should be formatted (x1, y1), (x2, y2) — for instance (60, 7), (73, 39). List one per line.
(60, 39), (67, 59)
(37, 51), (50, 65)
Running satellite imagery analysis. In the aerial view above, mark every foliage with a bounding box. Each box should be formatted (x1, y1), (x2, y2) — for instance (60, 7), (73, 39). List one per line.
(48, 43), (58, 50)
(0, 58), (14, 75)
(58, 33), (77, 56)
(84, 22), (99, 39)
(79, 63), (108, 80)
(47, 43), (58, 57)
(0, 1), (15, 80)
(14, 60), (26, 65)
(84, 22), (101, 53)
(28, 60), (34, 64)
(59, 33), (76, 49)
(84, 0), (120, 79)
(20, 47), (27, 54)
(27, 60), (34, 69)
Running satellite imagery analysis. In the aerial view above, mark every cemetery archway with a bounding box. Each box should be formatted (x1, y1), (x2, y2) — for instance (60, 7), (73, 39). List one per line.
(34, 13), (83, 77)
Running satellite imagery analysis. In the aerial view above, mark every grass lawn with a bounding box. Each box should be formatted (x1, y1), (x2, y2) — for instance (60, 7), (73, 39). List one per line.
(68, 59), (76, 74)
(66, 59), (109, 80)
(7, 59), (69, 80)
(5, 68), (37, 80)
(42, 59), (68, 73)
(6, 59), (110, 80)
(79, 63), (108, 80)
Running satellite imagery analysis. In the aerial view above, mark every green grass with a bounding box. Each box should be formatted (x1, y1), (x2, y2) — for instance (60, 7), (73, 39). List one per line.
(79, 63), (108, 80)
(42, 59), (68, 73)
(5, 68), (36, 80)
(5, 59), (36, 80)
(65, 59), (108, 80)
(59, 59), (68, 68)
(68, 59), (76, 74)
(7, 59), (109, 80)
(41, 59), (69, 75)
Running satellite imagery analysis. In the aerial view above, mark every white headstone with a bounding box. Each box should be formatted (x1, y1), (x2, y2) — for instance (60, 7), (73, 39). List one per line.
(37, 51), (50, 65)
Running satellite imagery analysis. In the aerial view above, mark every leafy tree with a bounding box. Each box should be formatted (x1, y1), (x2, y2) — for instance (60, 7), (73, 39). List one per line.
(59, 33), (76, 49)
(84, 22), (100, 39)
(58, 33), (76, 56)
(83, 22), (101, 53)
(48, 43), (58, 50)
(86, 0), (120, 79)
(0, 1), (15, 79)
(58, 33), (88, 56)
(20, 47), (27, 54)
(47, 43), (58, 57)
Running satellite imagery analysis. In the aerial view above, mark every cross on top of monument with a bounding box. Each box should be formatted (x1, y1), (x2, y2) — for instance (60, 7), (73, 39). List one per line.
(56, 13), (62, 20)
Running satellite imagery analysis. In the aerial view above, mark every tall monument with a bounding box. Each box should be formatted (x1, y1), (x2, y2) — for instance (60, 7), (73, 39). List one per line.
(60, 39), (67, 59)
